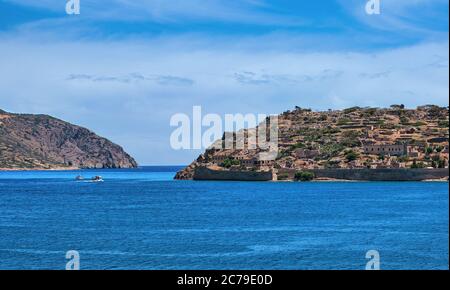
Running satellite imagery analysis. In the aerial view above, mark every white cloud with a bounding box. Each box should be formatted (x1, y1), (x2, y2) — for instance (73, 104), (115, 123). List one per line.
(340, 0), (448, 35)
(66, 73), (194, 86)
(4, 0), (302, 26)
(0, 35), (448, 164)
(0, 1), (447, 165)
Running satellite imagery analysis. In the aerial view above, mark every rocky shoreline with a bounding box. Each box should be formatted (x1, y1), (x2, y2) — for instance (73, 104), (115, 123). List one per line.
(176, 166), (449, 182)
(175, 105), (449, 182)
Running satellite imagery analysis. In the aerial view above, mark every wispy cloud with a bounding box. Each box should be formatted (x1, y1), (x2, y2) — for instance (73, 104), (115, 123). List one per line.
(233, 69), (344, 85)
(0, 0), (448, 164)
(339, 0), (448, 35)
(66, 73), (194, 86)
(359, 71), (391, 79)
(0, 37), (448, 164)
(2, 0), (447, 50)
(3, 0), (304, 26)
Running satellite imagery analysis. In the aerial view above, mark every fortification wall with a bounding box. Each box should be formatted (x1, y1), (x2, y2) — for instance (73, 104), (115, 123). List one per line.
(279, 168), (449, 181)
(193, 167), (448, 181)
(193, 167), (273, 181)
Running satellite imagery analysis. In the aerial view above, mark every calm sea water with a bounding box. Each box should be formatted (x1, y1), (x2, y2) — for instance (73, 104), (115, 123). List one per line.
(0, 166), (448, 270)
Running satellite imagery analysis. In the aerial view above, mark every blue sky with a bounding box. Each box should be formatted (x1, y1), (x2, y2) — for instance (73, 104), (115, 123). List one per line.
(0, 0), (448, 165)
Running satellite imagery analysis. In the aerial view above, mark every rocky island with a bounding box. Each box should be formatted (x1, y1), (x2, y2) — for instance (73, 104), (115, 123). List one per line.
(0, 109), (137, 170)
(175, 105), (449, 181)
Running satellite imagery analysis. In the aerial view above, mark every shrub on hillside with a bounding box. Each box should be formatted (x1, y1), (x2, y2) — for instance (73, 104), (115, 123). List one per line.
(294, 171), (315, 182)
(345, 150), (359, 162)
(277, 173), (289, 181)
(220, 158), (240, 168)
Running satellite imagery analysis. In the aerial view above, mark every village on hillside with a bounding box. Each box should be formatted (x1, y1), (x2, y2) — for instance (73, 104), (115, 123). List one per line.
(195, 105), (449, 173)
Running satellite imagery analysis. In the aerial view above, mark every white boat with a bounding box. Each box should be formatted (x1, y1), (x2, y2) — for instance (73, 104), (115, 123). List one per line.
(91, 176), (104, 182)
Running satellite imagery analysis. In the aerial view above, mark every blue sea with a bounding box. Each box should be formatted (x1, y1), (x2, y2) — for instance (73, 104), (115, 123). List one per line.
(0, 166), (448, 270)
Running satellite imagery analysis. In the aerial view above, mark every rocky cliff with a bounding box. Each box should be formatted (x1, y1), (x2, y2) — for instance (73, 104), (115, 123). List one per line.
(0, 109), (137, 170)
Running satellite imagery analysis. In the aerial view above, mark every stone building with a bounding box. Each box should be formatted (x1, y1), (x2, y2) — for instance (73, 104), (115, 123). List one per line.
(363, 143), (407, 156)
(294, 148), (320, 159)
